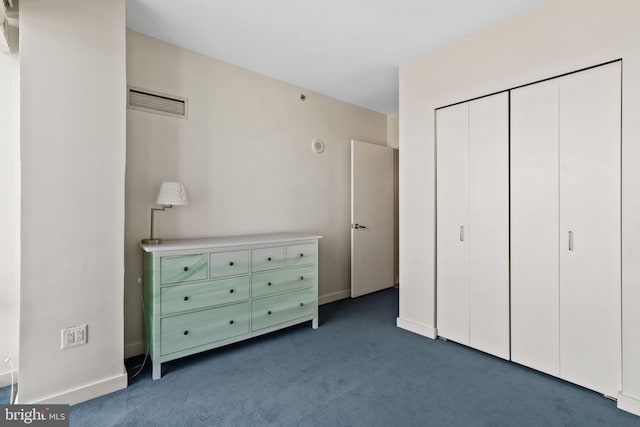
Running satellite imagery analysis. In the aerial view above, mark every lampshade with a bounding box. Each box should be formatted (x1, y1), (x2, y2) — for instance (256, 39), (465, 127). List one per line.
(155, 181), (188, 206)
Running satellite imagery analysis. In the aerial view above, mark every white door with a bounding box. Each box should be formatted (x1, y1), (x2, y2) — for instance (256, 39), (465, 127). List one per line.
(468, 93), (510, 359)
(558, 62), (621, 397)
(436, 102), (470, 345)
(350, 140), (394, 298)
(436, 93), (509, 358)
(511, 62), (621, 396)
(511, 78), (561, 376)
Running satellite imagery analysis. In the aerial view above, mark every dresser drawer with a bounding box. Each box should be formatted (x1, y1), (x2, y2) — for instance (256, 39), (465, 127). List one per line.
(251, 266), (316, 298)
(252, 246), (285, 272)
(160, 302), (250, 355)
(251, 288), (316, 331)
(160, 277), (250, 315)
(286, 243), (315, 267)
(160, 254), (208, 285)
(210, 250), (250, 278)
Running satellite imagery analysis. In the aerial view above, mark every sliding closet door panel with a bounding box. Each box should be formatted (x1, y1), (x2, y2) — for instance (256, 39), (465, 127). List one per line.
(468, 92), (510, 359)
(559, 62), (621, 396)
(510, 80), (560, 376)
(436, 103), (469, 345)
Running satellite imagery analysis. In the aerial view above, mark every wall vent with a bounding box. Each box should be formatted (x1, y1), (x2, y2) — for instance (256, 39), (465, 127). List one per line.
(127, 86), (188, 119)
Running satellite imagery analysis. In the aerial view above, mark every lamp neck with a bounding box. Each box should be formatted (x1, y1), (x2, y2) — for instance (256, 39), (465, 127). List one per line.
(150, 205), (173, 240)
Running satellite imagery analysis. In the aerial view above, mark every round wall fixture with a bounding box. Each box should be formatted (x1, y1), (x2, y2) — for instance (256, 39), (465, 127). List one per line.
(311, 138), (325, 154)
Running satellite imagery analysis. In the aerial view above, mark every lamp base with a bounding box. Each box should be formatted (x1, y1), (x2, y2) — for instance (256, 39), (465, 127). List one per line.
(141, 238), (162, 245)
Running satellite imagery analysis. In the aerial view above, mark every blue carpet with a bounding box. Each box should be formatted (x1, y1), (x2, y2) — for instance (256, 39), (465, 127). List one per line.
(2, 289), (639, 426)
(0, 383), (9, 404)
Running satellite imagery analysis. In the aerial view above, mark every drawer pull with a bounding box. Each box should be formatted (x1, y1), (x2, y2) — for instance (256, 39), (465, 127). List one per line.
(268, 257), (272, 261)
(229, 320), (234, 325)
(268, 311), (272, 315)
(183, 296), (189, 301)
(229, 261), (234, 266)
(300, 302), (304, 307)
(183, 330), (189, 335)
(300, 276), (304, 280)
(267, 282), (272, 286)
(183, 266), (189, 272)
(229, 289), (234, 294)
(300, 253), (304, 257)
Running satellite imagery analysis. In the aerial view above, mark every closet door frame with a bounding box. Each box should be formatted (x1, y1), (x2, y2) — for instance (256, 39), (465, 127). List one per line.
(436, 61), (621, 397)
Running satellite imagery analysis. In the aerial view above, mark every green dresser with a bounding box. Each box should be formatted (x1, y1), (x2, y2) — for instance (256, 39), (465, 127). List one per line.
(141, 232), (321, 379)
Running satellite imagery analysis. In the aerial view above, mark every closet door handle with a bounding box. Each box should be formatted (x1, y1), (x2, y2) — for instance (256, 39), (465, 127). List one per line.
(568, 231), (574, 251)
(459, 226), (465, 242)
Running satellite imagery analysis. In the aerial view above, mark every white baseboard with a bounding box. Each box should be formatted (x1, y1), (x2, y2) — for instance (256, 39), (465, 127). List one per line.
(0, 368), (18, 388)
(17, 369), (127, 405)
(125, 340), (145, 359)
(319, 289), (350, 305)
(396, 317), (437, 339)
(618, 392), (640, 416)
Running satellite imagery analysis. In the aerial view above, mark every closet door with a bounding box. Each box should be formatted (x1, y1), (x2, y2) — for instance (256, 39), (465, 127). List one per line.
(511, 61), (621, 396)
(468, 94), (509, 359)
(436, 102), (470, 345)
(436, 92), (509, 358)
(559, 62), (621, 397)
(511, 79), (561, 376)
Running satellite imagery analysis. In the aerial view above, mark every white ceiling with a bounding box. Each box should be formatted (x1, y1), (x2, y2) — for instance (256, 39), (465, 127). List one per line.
(126, 0), (544, 114)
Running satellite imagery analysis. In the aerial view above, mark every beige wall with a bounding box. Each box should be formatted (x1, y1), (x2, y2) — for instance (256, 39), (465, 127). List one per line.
(124, 31), (387, 357)
(387, 113), (399, 283)
(398, 0), (640, 414)
(387, 112), (399, 149)
(18, 0), (127, 403)
(0, 24), (19, 388)
(393, 148), (399, 285)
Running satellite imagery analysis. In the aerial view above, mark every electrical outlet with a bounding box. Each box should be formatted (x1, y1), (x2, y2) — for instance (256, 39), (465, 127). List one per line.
(74, 325), (87, 345)
(62, 329), (75, 348)
(61, 324), (88, 349)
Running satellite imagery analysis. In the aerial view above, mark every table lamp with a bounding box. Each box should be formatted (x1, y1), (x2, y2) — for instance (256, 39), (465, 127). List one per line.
(141, 181), (188, 244)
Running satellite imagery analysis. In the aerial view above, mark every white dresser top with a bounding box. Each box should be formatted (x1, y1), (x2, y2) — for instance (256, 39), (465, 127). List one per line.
(140, 232), (322, 253)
